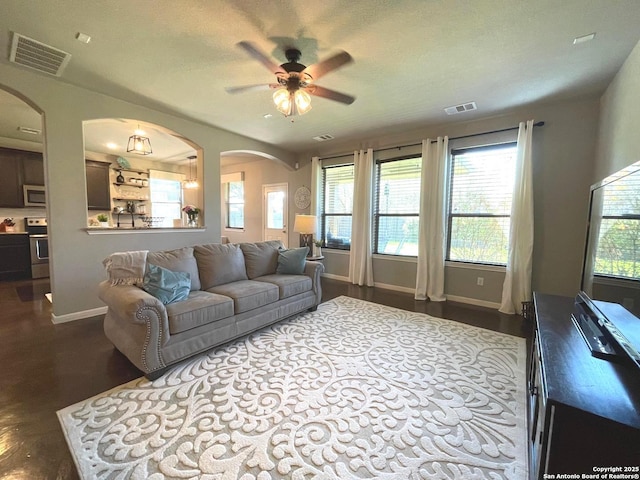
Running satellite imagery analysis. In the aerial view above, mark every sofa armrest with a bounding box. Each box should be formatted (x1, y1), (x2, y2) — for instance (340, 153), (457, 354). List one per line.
(99, 280), (171, 374)
(304, 261), (324, 305)
(98, 280), (166, 325)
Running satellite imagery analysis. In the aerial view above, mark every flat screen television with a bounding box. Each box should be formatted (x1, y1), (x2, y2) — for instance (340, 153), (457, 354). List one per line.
(572, 291), (640, 370)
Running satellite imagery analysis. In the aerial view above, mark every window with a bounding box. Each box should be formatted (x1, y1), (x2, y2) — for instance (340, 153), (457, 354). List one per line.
(225, 180), (244, 229)
(321, 164), (354, 249)
(149, 169), (185, 228)
(593, 169), (640, 280)
(373, 156), (422, 256)
(446, 143), (517, 265)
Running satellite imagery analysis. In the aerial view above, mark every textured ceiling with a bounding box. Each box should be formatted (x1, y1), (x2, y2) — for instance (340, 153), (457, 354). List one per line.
(1, 0), (640, 158)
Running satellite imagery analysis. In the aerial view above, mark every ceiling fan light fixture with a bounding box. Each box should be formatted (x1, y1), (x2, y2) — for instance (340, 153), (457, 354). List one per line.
(272, 88), (312, 117)
(127, 125), (152, 155)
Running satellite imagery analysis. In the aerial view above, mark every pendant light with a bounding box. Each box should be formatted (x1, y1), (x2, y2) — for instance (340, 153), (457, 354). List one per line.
(183, 155), (198, 189)
(127, 125), (152, 155)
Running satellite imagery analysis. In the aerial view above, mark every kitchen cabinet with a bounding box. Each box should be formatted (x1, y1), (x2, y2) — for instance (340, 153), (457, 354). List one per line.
(22, 151), (45, 185)
(0, 234), (31, 280)
(529, 293), (640, 479)
(0, 147), (45, 207)
(0, 151), (23, 207)
(86, 160), (111, 211)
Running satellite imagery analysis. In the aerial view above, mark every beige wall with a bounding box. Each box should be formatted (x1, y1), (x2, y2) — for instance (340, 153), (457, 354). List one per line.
(299, 96), (601, 304)
(221, 157), (311, 247)
(0, 63), (294, 319)
(596, 40), (640, 181)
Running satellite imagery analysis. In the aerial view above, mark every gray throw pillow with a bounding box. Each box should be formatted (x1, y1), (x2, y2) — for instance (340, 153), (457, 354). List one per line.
(142, 263), (191, 305)
(146, 247), (201, 291)
(276, 246), (309, 275)
(194, 243), (248, 289)
(240, 241), (284, 278)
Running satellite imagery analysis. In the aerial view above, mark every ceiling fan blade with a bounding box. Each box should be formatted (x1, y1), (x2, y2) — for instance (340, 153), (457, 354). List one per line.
(302, 51), (353, 80)
(237, 41), (283, 74)
(225, 83), (280, 94)
(306, 85), (356, 105)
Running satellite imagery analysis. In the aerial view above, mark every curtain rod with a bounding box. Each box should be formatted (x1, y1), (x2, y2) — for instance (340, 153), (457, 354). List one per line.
(318, 121), (545, 160)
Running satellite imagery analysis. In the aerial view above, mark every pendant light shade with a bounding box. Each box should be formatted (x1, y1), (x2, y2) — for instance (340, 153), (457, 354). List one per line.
(272, 88), (312, 117)
(127, 125), (152, 155)
(183, 155), (198, 189)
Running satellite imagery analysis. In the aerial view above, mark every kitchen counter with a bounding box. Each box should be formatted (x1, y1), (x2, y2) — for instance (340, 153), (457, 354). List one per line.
(85, 226), (205, 235)
(0, 231), (28, 234)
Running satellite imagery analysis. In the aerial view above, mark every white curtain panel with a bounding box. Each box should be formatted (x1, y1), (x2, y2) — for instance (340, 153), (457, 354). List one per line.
(348, 148), (374, 286)
(310, 156), (321, 238)
(415, 137), (448, 301)
(500, 120), (535, 314)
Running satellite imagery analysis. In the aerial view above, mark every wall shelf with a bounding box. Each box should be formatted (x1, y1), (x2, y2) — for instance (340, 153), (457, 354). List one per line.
(111, 167), (149, 176)
(113, 182), (146, 188)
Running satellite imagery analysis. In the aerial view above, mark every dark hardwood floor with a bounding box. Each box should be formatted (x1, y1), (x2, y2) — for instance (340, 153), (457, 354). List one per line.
(0, 276), (532, 479)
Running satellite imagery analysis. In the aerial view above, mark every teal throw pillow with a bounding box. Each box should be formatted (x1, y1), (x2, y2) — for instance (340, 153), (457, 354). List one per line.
(276, 246), (309, 275)
(142, 263), (191, 305)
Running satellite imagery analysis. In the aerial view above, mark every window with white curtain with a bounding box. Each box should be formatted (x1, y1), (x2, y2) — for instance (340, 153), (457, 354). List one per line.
(446, 143), (517, 265)
(321, 163), (354, 249)
(149, 169), (185, 228)
(373, 155), (422, 256)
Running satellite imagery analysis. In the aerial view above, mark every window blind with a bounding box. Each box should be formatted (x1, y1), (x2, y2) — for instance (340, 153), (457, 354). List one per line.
(373, 156), (422, 256)
(321, 164), (354, 249)
(447, 143), (516, 265)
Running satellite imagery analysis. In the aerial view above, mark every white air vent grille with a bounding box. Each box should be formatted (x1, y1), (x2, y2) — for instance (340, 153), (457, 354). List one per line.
(444, 102), (477, 115)
(18, 126), (42, 135)
(9, 32), (71, 77)
(313, 134), (335, 142)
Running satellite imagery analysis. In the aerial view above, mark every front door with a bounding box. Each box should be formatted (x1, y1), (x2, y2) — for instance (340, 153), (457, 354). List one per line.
(263, 183), (288, 247)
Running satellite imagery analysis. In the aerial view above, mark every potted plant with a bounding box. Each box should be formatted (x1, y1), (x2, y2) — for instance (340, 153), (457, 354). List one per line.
(97, 213), (109, 228)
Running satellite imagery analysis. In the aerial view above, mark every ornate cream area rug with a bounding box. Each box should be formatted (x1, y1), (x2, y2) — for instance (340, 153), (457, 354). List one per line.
(58, 296), (528, 479)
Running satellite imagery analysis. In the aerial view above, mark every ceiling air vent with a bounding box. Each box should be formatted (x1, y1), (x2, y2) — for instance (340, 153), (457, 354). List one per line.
(313, 134), (335, 142)
(9, 32), (71, 77)
(444, 102), (477, 115)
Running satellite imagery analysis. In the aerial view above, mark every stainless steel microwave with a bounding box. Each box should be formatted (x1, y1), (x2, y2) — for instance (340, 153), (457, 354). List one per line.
(23, 185), (46, 207)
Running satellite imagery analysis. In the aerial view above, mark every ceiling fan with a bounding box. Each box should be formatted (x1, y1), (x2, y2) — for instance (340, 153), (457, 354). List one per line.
(226, 41), (356, 116)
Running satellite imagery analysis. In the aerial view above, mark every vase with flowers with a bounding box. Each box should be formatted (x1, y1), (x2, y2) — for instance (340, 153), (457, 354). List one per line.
(182, 205), (200, 227)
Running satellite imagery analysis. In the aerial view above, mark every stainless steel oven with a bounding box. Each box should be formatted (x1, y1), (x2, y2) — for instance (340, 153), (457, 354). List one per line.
(25, 217), (49, 278)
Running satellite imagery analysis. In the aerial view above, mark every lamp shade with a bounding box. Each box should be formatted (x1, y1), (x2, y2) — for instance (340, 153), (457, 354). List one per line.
(293, 214), (317, 234)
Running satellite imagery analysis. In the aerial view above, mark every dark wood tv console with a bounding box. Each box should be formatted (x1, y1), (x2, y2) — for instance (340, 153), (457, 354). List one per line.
(529, 293), (640, 479)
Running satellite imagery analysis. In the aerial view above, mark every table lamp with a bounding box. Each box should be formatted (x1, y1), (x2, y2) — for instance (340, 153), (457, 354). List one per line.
(293, 214), (317, 254)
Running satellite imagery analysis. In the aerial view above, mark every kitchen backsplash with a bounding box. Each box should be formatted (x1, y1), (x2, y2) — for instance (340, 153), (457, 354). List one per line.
(0, 208), (49, 232)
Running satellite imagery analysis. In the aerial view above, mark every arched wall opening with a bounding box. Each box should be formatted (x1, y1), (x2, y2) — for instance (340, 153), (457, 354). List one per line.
(82, 118), (204, 229)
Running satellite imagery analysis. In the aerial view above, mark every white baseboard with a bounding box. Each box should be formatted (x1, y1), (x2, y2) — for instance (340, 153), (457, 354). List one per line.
(322, 274), (499, 309)
(373, 282), (415, 294)
(321, 272), (349, 282)
(445, 294), (500, 310)
(51, 306), (107, 324)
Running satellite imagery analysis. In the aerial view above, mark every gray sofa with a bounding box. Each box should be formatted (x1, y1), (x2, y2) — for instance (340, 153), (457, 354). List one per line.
(98, 241), (323, 379)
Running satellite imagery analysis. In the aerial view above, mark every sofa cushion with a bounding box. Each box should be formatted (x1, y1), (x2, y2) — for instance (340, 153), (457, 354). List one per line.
(142, 263), (191, 305)
(208, 280), (279, 314)
(194, 243), (248, 290)
(255, 274), (313, 299)
(276, 247), (309, 275)
(166, 291), (234, 335)
(240, 241), (283, 279)
(147, 246), (201, 291)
